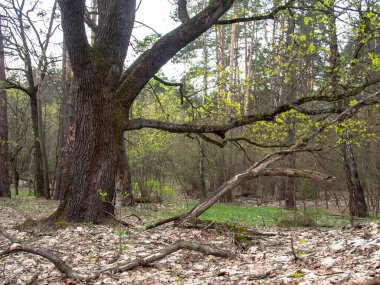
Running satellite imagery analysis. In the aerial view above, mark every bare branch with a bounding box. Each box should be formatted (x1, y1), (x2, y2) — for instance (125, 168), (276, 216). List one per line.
(5, 79), (32, 95)
(134, 21), (161, 36)
(100, 240), (232, 275)
(0, 243), (87, 279)
(216, 0), (295, 25)
(257, 168), (333, 180)
(194, 133), (288, 148)
(153, 75), (185, 104)
(84, 7), (98, 32)
(124, 82), (380, 137)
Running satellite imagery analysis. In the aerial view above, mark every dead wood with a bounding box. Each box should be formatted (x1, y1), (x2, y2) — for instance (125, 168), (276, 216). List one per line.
(98, 240), (232, 276)
(145, 214), (183, 230)
(0, 224), (231, 281)
(290, 234), (299, 261)
(0, 243), (87, 280)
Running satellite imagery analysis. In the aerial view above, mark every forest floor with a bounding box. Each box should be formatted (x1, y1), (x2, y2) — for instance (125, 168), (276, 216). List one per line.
(0, 196), (379, 285)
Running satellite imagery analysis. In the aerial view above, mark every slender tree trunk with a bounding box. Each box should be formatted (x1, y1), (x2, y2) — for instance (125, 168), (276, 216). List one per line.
(227, 4), (237, 115)
(54, 40), (73, 200)
(284, 140), (296, 210)
(342, 136), (368, 217)
(29, 94), (45, 197)
(11, 159), (19, 196)
(326, 3), (368, 217)
(198, 139), (207, 199)
(282, 14), (296, 210)
(0, 17), (10, 197)
(37, 93), (50, 199)
(116, 132), (134, 206)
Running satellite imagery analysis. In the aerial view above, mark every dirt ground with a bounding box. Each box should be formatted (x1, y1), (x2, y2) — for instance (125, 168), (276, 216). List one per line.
(0, 198), (379, 285)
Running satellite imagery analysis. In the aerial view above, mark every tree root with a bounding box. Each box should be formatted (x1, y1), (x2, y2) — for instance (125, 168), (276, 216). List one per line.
(0, 224), (232, 281)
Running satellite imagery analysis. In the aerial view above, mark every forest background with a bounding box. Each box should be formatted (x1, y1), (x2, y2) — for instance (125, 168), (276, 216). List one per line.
(0, 0), (379, 222)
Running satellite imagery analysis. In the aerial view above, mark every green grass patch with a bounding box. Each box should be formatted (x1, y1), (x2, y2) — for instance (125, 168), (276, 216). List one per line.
(11, 187), (36, 199)
(130, 202), (370, 228)
(3, 189), (378, 229)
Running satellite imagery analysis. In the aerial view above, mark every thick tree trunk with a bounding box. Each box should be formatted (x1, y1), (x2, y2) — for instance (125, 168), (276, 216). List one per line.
(0, 18), (10, 198)
(54, 76), (118, 222)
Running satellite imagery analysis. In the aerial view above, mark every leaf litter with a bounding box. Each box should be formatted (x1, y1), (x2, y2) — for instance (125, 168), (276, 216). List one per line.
(0, 201), (379, 285)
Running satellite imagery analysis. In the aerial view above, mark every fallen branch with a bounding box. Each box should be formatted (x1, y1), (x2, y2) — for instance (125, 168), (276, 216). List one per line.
(0, 224), (231, 281)
(98, 240), (232, 276)
(0, 243), (87, 280)
(145, 214), (183, 230)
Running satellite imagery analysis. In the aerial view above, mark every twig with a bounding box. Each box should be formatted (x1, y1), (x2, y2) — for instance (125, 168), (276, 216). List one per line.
(26, 273), (39, 285)
(126, 213), (143, 222)
(0, 225), (17, 244)
(290, 234), (299, 261)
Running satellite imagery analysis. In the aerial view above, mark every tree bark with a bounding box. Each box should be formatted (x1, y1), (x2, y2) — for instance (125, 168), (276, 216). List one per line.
(0, 17), (10, 197)
(54, 76), (119, 222)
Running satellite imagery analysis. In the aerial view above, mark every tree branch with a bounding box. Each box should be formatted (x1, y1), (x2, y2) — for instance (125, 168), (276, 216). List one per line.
(216, 0), (295, 25)
(84, 7), (98, 32)
(5, 79), (32, 96)
(94, 0), (135, 65)
(117, 0), (235, 111)
(153, 75), (186, 104)
(193, 133), (288, 148)
(124, 82), (380, 137)
(178, 0), (190, 23)
(58, 0), (91, 74)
